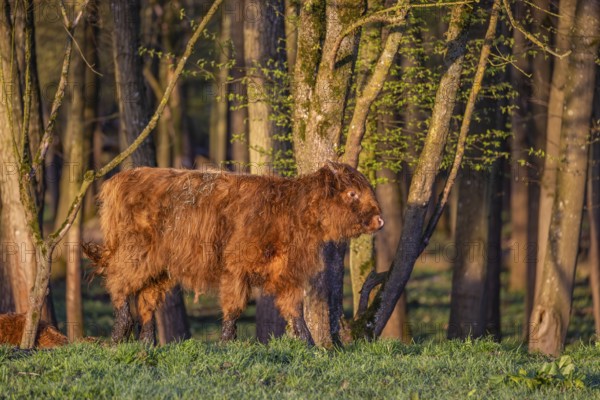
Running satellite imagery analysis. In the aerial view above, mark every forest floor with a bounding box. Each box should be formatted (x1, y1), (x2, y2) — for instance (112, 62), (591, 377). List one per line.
(1, 235), (598, 398)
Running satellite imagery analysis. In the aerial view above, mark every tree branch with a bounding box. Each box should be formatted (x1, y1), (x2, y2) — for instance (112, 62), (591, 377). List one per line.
(420, 0), (502, 252)
(31, 0), (91, 175)
(342, 1), (409, 167)
(502, 0), (570, 59)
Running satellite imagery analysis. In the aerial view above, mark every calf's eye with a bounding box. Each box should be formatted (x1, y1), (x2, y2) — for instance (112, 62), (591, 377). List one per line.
(347, 191), (359, 200)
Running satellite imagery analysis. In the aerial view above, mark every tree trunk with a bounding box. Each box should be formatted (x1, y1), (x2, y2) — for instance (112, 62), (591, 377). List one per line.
(589, 66), (600, 338)
(534, 0), (578, 319)
(370, 4), (472, 338)
(209, 1), (230, 165)
(508, 0), (530, 293)
(348, 0), (382, 319)
(228, 0), (249, 165)
(244, 0), (288, 341)
(486, 159), (503, 340)
(62, 17), (89, 341)
(293, 0), (362, 347)
(523, 0), (551, 335)
(111, 0), (190, 344)
(375, 166), (410, 342)
(588, 123), (600, 338)
(448, 167), (493, 339)
(111, 0), (157, 168)
(529, 0), (600, 356)
(0, 0), (36, 316)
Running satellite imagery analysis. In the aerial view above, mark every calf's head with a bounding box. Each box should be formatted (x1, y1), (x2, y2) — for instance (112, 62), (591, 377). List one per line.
(315, 162), (384, 240)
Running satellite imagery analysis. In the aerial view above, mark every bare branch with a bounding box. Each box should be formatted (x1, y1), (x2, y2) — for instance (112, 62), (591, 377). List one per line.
(31, 0), (91, 175)
(356, 271), (386, 317)
(421, 0), (503, 251)
(502, 0), (570, 59)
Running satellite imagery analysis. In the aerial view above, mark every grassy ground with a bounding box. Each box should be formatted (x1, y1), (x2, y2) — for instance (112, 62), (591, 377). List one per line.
(2, 236), (598, 399)
(1, 339), (599, 399)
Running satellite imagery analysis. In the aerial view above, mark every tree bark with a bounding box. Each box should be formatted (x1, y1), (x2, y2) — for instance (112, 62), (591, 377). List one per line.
(529, 0), (600, 356)
(508, 0), (530, 293)
(534, 0), (577, 318)
(369, 4), (472, 338)
(228, 0), (249, 165)
(292, 0), (362, 347)
(62, 15), (89, 341)
(587, 121), (600, 338)
(589, 66), (600, 338)
(375, 166), (409, 341)
(448, 167), (493, 339)
(243, 0), (288, 341)
(111, 0), (190, 344)
(0, 0), (37, 317)
(209, 0), (231, 165)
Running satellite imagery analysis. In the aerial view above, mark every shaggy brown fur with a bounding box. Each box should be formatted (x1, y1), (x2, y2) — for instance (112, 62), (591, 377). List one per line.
(0, 313), (68, 348)
(85, 162), (383, 344)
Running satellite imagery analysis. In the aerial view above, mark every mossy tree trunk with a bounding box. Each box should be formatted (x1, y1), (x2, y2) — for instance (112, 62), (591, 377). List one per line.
(529, 0), (600, 356)
(293, 0), (363, 347)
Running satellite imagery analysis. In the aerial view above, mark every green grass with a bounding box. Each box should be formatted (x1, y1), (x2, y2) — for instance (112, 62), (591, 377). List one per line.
(1, 339), (599, 399)
(5, 235), (596, 399)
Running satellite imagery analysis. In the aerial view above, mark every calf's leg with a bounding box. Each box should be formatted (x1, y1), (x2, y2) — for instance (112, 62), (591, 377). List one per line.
(274, 287), (315, 346)
(219, 274), (250, 342)
(136, 279), (174, 345)
(111, 296), (134, 343)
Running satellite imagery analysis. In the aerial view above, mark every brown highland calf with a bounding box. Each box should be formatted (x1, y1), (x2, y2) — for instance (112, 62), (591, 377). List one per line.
(85, 162), (383, 345)
(0, 313), (68, 348)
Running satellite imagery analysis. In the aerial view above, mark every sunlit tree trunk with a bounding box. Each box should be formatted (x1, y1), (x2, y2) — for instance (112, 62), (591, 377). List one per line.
(529, 0), (600, 356)
(534, 0), (577, 323)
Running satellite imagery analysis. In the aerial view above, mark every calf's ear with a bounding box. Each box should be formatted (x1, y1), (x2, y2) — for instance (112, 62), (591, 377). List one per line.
(325, 160), (341, 174)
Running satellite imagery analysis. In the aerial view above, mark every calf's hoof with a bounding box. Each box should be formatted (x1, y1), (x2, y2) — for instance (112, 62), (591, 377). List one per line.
(139, 321), (156, 346)
(221, 320), (237, 342)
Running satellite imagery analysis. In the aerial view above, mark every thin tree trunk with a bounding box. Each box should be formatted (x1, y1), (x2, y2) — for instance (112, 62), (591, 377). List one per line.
(62, 16), (89, 341)
(508, 0), (530, 293)
(486, 159), (503, 340)
(209, 1), (230, 165)
(523, 0), (551, 336)
(228, 0), (249, 165)
(529, 0), (600, 356)
(375, 166), (410, 342)
(348, 0), (382, 320)
(589, 66), (600, 337)
(534, 0), (578, 317)
(244, 0), (288, 341)
(587, 127), (600, 337)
